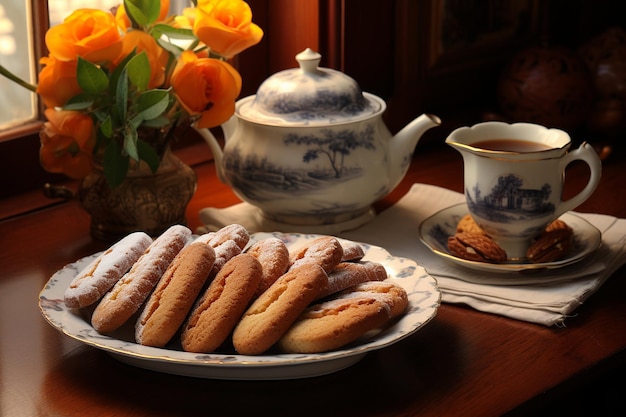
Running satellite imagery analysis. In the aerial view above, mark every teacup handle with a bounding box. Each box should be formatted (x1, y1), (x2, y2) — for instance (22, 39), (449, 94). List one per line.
(556, 142), (602, 217)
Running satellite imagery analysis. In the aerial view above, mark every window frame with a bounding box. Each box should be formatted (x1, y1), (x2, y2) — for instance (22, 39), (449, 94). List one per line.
(0, 0), (47, 142)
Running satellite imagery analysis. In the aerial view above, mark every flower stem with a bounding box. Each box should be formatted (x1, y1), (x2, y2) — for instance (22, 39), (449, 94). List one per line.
(0, 65), (37, 93)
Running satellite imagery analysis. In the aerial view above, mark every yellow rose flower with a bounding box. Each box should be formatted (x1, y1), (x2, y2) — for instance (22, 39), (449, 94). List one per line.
(117, 30), (169, 89)
(39, 109), (95, 179)
(36, 56), (82, 108)
(194, 0), (263, 58)
(171, 51), (242, 128)
(45, 9), (123, 64)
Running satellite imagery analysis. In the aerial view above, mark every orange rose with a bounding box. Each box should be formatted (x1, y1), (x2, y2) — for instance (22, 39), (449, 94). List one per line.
(117, 30), (169, 88)
(45, 9), (123, 64)
(36, 56), (82, 108)
(40, 109), (95, 179)
(116, 0), (171, 29)
(173, 7), (197, 29)
(194, 0), (263, 58)
(173, 8), (210, 58)
(171, 51), (241, 128)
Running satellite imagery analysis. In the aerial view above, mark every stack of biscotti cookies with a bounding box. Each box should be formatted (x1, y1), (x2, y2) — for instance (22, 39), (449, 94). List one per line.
(64, 224), (409, 355)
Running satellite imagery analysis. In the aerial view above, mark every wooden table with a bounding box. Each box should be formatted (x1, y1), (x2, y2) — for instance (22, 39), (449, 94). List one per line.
(1, 142), (625, 417)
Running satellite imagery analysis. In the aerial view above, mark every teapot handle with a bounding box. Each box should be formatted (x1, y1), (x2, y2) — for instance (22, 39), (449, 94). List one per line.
(193, 124), (228, 184)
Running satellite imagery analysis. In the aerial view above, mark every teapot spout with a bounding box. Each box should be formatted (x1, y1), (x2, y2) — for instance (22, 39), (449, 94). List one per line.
(393, 114), (441, 149)
(389, 113), (441, 188)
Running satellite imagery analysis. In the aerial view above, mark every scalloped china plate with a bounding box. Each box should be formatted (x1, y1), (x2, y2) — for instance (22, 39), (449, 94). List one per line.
(418, 203), (602, 273)
(39, 232), (441, 380)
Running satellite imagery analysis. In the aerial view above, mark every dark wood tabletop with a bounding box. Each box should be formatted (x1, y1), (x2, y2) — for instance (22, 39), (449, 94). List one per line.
(1, 140), (625, 417)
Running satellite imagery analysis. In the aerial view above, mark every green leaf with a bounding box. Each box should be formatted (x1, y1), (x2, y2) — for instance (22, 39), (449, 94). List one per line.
(136, 89), (170, 120)
(124, 0), (161, 28)
(152, 24), (196, 41)
(62, 93), (94, 111)
(92, 110), (109, 124)
(137, 139), (161, 173)
(103, 140), (129, 187)
(141, 115), (171, 128)
(109, 49), (136, 95)
(116, 68), (129, 123)
(129, 114), (144, 130)
(123, 123), (140, 161)
(127, 52), (151, 92)
(109, 106), (122, 129)
(156, 39), (184, 58)
(99, 117), (113, 138)
(160, 45), (181, 76)
(76, 58), (109, 94)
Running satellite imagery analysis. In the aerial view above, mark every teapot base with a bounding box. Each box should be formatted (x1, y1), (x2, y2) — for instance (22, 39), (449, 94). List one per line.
(262, 207), (373, 227)
(198, 203), (375, 234)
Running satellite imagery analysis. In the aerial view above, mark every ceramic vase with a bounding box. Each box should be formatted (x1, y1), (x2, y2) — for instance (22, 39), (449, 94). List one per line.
(78, 146), (196, 242)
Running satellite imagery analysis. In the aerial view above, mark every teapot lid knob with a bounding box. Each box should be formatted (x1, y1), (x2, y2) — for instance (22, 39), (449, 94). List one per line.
(296, 48), (322, 74)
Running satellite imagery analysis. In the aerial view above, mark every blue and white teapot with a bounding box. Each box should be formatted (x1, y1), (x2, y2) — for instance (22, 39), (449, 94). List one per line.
(197, 48), (441, 228)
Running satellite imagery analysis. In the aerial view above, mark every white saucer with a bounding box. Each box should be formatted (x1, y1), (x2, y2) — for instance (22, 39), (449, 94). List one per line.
(39, 232), (440, 380)
(418, 203), (602, 273)
(198, 203), (376, 235)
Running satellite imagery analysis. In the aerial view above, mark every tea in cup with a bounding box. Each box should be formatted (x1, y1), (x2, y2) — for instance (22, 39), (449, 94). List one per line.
(446, 121), (602, 260)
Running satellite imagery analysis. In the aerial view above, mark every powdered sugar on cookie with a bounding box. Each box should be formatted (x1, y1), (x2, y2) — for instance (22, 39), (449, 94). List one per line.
(91, 225), (191, 333)
(64, 232), (152, 308)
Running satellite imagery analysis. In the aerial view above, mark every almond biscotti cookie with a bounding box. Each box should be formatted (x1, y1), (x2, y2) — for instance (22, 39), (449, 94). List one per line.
(64, 232), (152, 309)
(278, 281), (408, 353)
(181, 253), (263, 353)
(246, 237), (290, 299)
(315, 261), (387, 300)
(91, 225), (191, 333)
(232, 263), (328, 355)
(288, 235), (344, 274)
(135, 242), (216, 347)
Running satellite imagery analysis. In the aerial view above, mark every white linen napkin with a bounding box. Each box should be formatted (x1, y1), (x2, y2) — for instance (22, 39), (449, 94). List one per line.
(198, 183), (626, 326)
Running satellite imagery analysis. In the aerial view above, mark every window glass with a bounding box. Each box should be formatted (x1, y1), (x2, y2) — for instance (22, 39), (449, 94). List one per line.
(0, 2), (36, 129)
(48, 0), (189, 25)
(48, 0), (121, 26)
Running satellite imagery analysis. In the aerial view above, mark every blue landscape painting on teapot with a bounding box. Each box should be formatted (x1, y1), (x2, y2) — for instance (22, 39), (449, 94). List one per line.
(222, 124), (378, 201)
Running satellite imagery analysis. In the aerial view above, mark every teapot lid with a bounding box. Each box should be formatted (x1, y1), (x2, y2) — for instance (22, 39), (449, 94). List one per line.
(237, 48), (383, 125)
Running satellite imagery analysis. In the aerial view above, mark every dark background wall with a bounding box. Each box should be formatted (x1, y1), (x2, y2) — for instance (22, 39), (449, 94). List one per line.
(3, 0), (626, 199)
